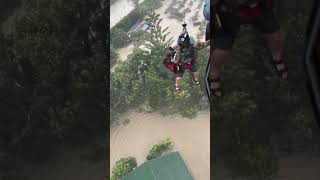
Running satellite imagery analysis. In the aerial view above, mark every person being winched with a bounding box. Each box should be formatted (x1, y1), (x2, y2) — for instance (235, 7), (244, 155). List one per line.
(163, 23), (210, 93)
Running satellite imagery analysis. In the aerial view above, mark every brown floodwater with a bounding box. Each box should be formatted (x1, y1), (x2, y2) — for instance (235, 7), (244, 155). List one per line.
(110, 110), (210, 180)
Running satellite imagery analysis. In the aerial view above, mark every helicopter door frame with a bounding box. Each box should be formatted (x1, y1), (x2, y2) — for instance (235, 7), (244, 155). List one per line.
(304, 0), (320, 124)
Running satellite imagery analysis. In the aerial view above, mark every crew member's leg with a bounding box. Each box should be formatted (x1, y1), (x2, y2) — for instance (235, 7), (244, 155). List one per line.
(190, 64), (200, 86)
(210, 48), (232, 80)
(175, 65), (185, 92)
(210, 12), (240, 96)
(175, 76), (182, 91)
(265, 30), (288, 79)
(210, 48), (232, 96)
(254, 5), (288, 79)
(194, 71), (200, 82)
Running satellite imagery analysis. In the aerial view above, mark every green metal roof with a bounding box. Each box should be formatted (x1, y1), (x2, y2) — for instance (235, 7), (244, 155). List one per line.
(121, 151), (194, 180)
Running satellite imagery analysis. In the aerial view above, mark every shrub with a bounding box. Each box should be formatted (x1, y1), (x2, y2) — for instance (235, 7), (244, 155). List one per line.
(144, 71), (172, 110)
(110, 28), (130, 48)
(173, 83), (199, 119)
(122, 118), (130, 125)
(110, 110), (120, 126)
(178, 2), (184, 9)
(110, 48), (148, 112)
(180, 106), (197, 119)
(111, 157), (137, 180)
(183, 8), (191, 14)
(143, 0), (162, 11)
(110, 47), (119, 67)
(129, 30), (145, 47)
(139, 104), (154, 113)
(146, 138), (173, 160)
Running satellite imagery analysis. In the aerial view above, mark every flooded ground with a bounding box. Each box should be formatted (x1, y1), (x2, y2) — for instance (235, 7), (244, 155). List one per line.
(110, 110), (210, 180)
(115, 0), (207, 61)
(110, 0), (144, 28)
(155, 0), (206, 40)
(117, 44), (135, 62)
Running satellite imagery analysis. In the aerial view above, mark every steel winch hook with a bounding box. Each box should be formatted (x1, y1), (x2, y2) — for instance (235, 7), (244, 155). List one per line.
(182, 22), (187, 34)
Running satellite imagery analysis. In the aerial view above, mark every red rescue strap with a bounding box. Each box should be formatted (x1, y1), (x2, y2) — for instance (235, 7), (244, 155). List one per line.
(232, 0), (273, 20)
(163, 56), (196, 73)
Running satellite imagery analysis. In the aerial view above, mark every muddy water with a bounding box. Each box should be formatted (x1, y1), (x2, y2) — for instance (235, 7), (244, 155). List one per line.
(110, 110), (210, 180)
(115, 0), (207, 61)
(110, 0), (144, 28)
(117, 44), (135, 62)
(155, 0), (206, 41)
